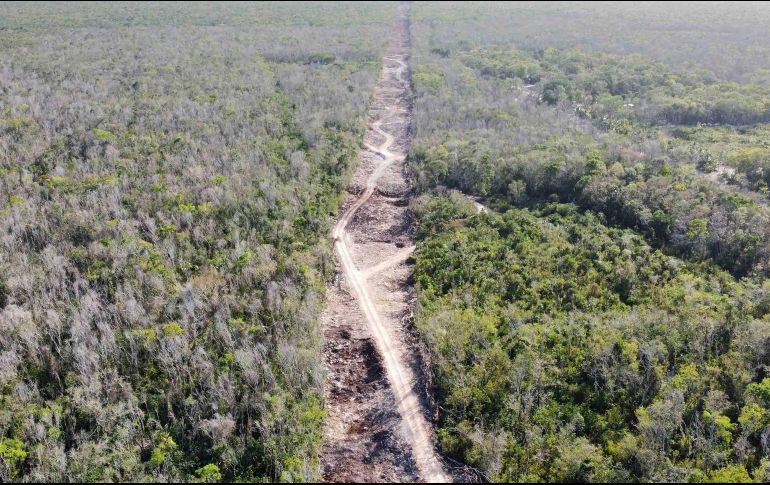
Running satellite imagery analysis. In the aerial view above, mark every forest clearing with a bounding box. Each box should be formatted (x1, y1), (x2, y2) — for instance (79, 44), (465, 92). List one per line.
(3, 1), (770, 483)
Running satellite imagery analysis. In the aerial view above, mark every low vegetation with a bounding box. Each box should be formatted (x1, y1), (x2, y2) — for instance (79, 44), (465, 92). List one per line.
(410, 2), (770, 482)
(4, 1), (770, 483)
(0, 1), (393, 481)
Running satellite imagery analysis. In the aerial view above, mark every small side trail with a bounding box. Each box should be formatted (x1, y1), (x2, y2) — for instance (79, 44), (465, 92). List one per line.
(320, 2), (451, 483)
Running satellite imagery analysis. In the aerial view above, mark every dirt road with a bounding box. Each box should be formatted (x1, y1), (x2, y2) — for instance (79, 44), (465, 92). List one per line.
(320, 3), (450, 483)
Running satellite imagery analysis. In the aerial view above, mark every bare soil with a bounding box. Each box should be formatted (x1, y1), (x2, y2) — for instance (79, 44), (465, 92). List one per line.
(320, 3), (452, 483)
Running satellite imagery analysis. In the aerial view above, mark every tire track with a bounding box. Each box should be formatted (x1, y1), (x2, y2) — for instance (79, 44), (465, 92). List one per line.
(322, 3), (450, 483)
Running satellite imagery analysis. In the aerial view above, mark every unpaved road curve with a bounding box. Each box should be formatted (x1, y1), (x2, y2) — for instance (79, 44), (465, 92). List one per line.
(331, 74), (448, 482)
(321, 3), (450, 483)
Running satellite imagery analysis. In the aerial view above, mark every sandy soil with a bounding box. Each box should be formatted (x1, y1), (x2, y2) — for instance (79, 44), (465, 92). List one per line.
(320, 3), (451, 483)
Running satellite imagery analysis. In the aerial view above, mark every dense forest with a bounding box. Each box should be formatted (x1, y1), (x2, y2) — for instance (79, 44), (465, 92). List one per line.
(4, 1), (770, 483)
(409, 1), (770, 482)
(0, 2), (394, 482)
